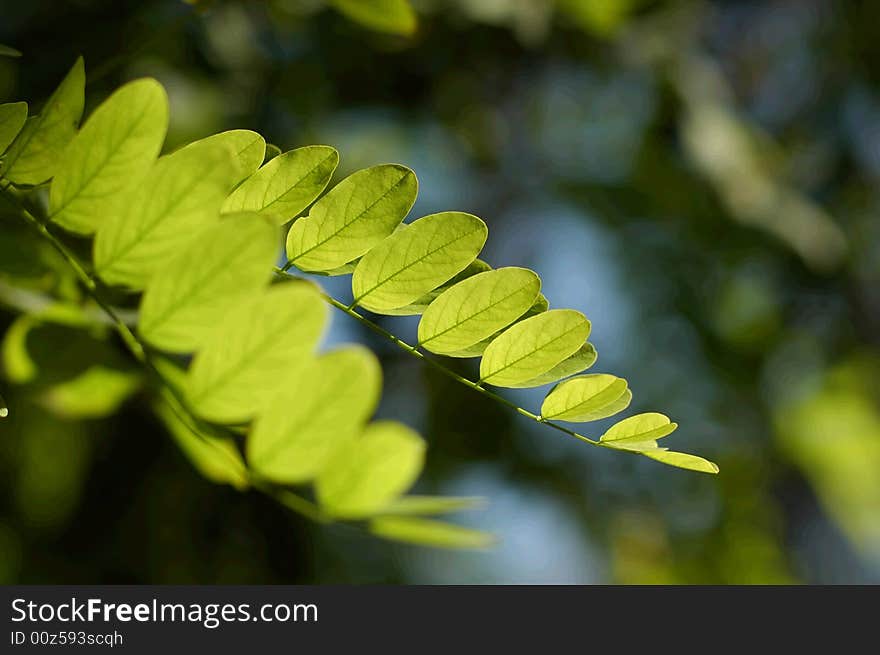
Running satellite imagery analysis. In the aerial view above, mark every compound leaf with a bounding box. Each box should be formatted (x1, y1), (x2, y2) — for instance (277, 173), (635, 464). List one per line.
(479, 309), (591, 387)
(248, 346), (380, 483)
(286, 164), (417, 272)
(369, 516), (495, 549)
(419, 267), (541, 355)
(541, 373), (630, 422)
(2, 57), (84, 185)
(504, 342), (597, 388)
(352, 211), (488, 313)
(138, 212), (278, 352)
(223, 145), (338, 223)
(0, 102), (27, 154)
(94, 142), (241, 288)
(599, 412), (678, 451)
(316, 420), (425, 518)
(49, 78), (168, 234)
(178, 129), (265, 186)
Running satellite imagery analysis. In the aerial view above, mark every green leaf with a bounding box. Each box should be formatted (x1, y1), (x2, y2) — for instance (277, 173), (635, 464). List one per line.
(369, 516), (495, 549)
(352, 212), (488, 313)
(479, 309), (591, 387)
(41, 365), (140, 419)
(286, 164), (417, 272)
(0, 102), (27, 154)
(178, 129), (265, 186)
(541, 373), (630, 422)
(49, 78), (169, 234)
(248, 346), (380, 483)
(379, 495), (486, 516)
(2, 57), (84, 185)
(138, 213), (278, 352)
(418, 267), (541, 354)
(0, 45), (22, 57)
(223, 145), (338, 223)
(504, 342), (598, 387)
(599, 412), (678, 451)
(641, 450), (719, 474)
(94, 142), (242, 288)
(331, 0), (417, 36)
(184, 282), (327, 424)
(264, 143), (282, 162)
(316, 420), (425, 518)
(156, 401), (249, 489)
(381, 258), (492, 316)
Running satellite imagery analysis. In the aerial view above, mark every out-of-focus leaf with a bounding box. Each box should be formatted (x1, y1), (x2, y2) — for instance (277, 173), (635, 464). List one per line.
(479, 309), (590, 387)
(541, 373), (630, 422)
(138, 213), (278, 352)
(369, 516), (495, 549)
(0, 102), (27, 154)
(248, 346), (380, 483)
(0, 45), (22, 57)
(379, 496), (486, 516)
(352, 212), (488, 312)
(185, 283), (327, 424)
(49, 78), (168, 234)
(316, 421), (425, 518)
(2, 58), (84, 185)
(286, 164), (417, 272)
(41, 365), (140, 419)
(331, 0), (417, 36)
(223, 146), (338, 223)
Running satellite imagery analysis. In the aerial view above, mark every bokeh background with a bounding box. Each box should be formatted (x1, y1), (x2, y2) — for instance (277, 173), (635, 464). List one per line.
(1, 0), (879, 584)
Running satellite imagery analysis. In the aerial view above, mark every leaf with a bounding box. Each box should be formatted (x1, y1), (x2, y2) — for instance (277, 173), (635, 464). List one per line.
(94, 142), (242, 288)
(541, 373), (630, 422)
(0, 102), (27, 154)
(264, 143), (282, 162)
(641, 450), (720, 474)
(40, 365), (140, 419)
(177, 129), (265, 186)
(248, 346), (380, 483)
(418, 267), (541, 354)
(156, 401), (249, 489)
(138, 213), (278, 352)
(286, 164), (417, 272)
(184, 282), (328, 424)
(331, 0), (417, 36)
(316, 420), (425, 518)
(369, 517), (495, 549)
(49, 78), (169, 234)
(379, 496), (486, 516)
(504, 342), (598, 387)
(0, 45), (22, 57)
(2, 58), (84, 185)
(599, 412), (678, 450)
(381, 258), (492, 316)
(479, 309), (591, 387)
(352, 212), (488, 313)
(223, 145), (338, 223)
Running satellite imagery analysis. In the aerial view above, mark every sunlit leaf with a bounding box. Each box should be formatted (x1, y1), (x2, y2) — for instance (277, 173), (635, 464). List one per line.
(419, 267), (541, 355)
(248, 346), (380, 483)
(0, 102), (27, 154)
(504, 342), (597, 387)
(352, 212), (488, 313)
(286, 164), (417, 272)
(177, 129), (265, 186)
(479, 309), (591, 387)
(600, 412), (678, 449)
(186, 283), (327, 424)
(377, 258), (493, 316)
(331, 0), (417, 36)
(138, 212), (278, 352)
(223, 145), (338, 223)
(641, 449), (719, 474)
(541, 373), (630, 422)
(2, 57), (84, 185)
(49, 78), (168, 234)
(379, 495), (486, 516)
(94, 142), (242, 288)
(369, 516), (495, 549)
(41, 365), (140, 419)
(316, 420), (425, 518)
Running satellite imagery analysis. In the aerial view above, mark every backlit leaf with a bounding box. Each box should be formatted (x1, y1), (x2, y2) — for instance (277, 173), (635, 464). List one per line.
(286, 164), (417, 272)
(479, 309), (591, 387)
(380, 258), (492, 316)
(138, 212), (278, 352)
(419, 267), (541, 354)
(352, 212), (488, 313)
(178, 129), (265, 186)
(94, 142), (241, 288)
(600, 412), (678, 449)
(2, 58), (84, 185)
(541, 373), (630, 422)
(316, 420), (425, 518)
(331, 0), (417, 36)
(223, 145), (338, 223)
(504, 342), (597, 387)
(49, 78), (168, 234)
(248, 346), (380, 483)
(0, 102), (27, 154)
(642, 449), (719, 474)
(369, 516), (495, 549)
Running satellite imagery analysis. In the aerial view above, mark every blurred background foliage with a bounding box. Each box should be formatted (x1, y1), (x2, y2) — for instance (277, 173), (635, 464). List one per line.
(1, 0), (879, 583)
